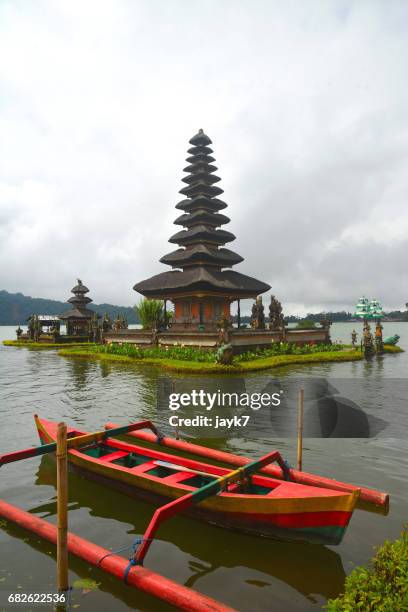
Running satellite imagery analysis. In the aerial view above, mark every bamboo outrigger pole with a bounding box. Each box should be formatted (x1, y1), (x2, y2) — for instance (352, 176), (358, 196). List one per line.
(56, 422), (68, 593)
(0, 419), (161, 467)
(297, 388), (304, 471)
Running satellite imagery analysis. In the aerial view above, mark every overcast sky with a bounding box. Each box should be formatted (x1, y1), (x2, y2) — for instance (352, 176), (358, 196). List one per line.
(1, 0), (407, 315)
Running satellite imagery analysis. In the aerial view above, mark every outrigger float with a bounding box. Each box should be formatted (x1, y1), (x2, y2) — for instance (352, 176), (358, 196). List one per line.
(0, 500), (234, 612)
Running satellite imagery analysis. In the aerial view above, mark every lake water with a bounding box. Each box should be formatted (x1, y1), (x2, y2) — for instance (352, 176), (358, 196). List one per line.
(0, 323), (407, 611)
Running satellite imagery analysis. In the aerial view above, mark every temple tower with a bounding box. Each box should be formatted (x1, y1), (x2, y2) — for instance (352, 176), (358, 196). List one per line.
(59, 279), (98, 335)
(134, 130), (270, 330)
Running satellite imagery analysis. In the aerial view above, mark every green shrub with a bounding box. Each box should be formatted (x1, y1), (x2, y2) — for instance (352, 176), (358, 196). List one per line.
(135, 299), (163, 329)
(296, 319), (317, 329)
(87, 341), (343, 364)
(91, 342), (217, 363)
(235, 342), (342, 362)
(327, 525), (408, 611)
(84, 342), (343, 363)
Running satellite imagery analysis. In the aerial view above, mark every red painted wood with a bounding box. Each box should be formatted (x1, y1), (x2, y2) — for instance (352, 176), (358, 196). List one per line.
(204, 301), (212, 320)
(135, 493), (196, 564)
(0, 500), (235, 612)
(98, 451), (128, 463)
(1, 419), (159, 467)
(134, 450), (289, 566)
(0, 447), (37, 464)
(229, 509), (352, 528)
(40, 418), (353, 503)
(104, 422), (389, 507)
(191, 300), (199, 318)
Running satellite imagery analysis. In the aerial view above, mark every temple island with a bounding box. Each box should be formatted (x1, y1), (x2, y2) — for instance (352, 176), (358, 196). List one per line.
(104, 129), (331, 350)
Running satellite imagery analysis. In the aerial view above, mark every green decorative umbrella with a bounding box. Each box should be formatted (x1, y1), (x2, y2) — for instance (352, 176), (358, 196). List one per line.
(354, 297), (383, 319)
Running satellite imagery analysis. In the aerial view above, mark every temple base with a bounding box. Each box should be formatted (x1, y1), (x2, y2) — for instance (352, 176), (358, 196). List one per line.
(103, 327), (331, 351)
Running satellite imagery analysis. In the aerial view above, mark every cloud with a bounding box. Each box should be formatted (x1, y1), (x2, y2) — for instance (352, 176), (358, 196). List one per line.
(0, 0), (407, 315)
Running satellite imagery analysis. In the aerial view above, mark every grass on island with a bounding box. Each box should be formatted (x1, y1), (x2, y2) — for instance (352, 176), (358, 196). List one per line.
(5, 337), (402, 372)
(58, 342), (365, 373)
(326, 525), (408, 611)
(383, 344), (404, 353)
(2, 340), (96, 350)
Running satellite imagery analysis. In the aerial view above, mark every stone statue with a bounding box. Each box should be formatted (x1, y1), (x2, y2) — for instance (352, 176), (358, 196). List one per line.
(251, 296), (265, 330)
(151, 327), (158, 345)
(28, 315), (35, 340)
(218, 326), (229, 345)
(268, 295), (284, 330)
(363, 320), (374, 357)
(90, 313), (100, 342)
(50, 321), (60, 342)
(216, 343), (234, 365)
(375, 321), (384, 353)
(383, 334), (400, 346)
(33, 315), (41, 342)
(320, 319), (332, 330)
(102, 313), (113, 332)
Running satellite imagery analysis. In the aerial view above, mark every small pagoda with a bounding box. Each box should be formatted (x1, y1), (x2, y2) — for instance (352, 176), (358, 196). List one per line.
(59, 279), (99, 336)
(134, 129), (270, 330)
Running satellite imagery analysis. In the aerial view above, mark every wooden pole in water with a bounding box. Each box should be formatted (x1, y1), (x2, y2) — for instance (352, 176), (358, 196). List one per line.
(56, 422), (68, 593)
(297, 389), (304, 471)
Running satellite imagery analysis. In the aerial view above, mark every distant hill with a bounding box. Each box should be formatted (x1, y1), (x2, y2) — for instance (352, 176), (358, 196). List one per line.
(284, 310), (408, 323)
(0, 290), (140, 325)
(284, 311), (355, 323)
(232, 312), (357, 324)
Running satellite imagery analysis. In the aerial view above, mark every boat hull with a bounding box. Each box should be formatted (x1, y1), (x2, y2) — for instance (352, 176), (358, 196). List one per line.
(35, 417), (358, 545)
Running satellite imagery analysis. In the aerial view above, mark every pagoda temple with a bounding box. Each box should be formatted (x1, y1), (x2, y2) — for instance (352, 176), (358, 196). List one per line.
(59, 279), (99, 336)
(134, 129), (270, 330)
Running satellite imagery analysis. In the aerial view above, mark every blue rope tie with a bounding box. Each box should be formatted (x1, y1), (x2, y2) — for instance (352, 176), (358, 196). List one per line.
(123, 537), (153, 583)
(156, 429), (164, 445)
(123, 558), (138, 583)
(97, 537), (152, 583)
(97, 537), (144, 567)
(65, 586), (73, 607)
(282, 459), (291, 481)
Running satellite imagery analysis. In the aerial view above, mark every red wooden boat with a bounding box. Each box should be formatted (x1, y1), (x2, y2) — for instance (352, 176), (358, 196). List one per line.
(35, 416), (359, 545)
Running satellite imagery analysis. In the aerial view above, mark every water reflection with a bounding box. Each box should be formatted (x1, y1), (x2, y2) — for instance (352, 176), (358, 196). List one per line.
(66, 358), (92, 389)
(98, 359), (113, 378)
(156, 374), (390, 440)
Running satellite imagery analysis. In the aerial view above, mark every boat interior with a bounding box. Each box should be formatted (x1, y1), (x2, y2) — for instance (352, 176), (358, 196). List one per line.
(75, 439), (280, 496)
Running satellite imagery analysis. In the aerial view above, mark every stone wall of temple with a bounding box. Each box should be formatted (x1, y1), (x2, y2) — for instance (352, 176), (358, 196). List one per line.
(103, 327), (331, 349)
